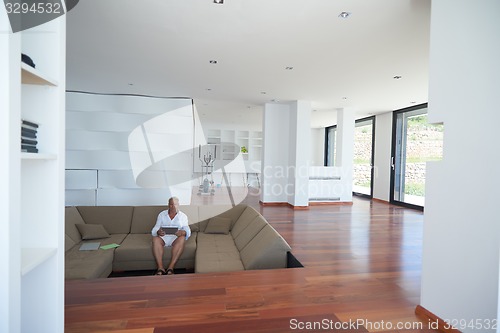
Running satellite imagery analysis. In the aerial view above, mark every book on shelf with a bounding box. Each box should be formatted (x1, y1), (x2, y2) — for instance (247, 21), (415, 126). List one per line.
(21, 128), (37, 138)
(20, 119), (39, 153)
(21, 138), (37, 145)
(21, 146), (39, 153)
(21, 119), (39, 130)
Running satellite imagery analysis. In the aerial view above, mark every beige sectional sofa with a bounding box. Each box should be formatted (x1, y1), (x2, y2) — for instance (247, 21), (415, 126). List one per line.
(65, 204), (292, 279)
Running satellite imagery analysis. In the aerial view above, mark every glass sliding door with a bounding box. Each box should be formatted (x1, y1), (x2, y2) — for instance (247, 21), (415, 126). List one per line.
(353, 117), (375, 197)
(391, 104), (443, 209)
(324, 125), (337, 166)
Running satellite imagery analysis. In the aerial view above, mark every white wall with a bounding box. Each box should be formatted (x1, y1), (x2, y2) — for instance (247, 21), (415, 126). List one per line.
(310, 128), (324, 166)
(372, 112), (392, 202)
(66, 92), (194, 205)
(261, 103), (290, 203)
(421, 0), (500, 330)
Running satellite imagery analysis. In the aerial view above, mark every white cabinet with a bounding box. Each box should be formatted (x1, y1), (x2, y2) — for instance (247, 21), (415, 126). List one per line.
(1, 14), (65, 333)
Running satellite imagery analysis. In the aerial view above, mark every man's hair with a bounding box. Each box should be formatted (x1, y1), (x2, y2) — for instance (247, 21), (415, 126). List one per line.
(169, 196), (179, 204)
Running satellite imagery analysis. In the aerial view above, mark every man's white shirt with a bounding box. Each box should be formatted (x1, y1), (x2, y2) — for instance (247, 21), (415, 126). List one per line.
(151, 210), (191, 241)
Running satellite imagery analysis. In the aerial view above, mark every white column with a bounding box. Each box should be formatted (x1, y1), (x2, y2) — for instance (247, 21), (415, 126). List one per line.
(287, 100), (311, 207)
(421, 0), (500, 328)
(261, 103), (290, 203)
(335, 108), (355, 202)
(261, 101), (311, 207)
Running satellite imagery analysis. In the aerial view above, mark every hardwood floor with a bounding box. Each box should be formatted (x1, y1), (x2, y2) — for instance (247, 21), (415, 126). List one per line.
(65, 189), (439, 333)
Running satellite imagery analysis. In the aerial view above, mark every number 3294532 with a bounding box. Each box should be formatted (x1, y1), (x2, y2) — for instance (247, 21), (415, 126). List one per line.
(5, 2), (63, 14)
(444, 319), (497, 330)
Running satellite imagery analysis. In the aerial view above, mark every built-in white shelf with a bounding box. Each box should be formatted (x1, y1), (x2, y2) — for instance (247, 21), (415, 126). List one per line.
(21, 62), (58, 86)
(21, 247), (57, 276)
(206, 129), (262, 162)
(21, 152), (57, 160)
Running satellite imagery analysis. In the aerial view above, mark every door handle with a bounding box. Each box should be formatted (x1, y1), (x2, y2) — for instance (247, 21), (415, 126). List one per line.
(391, 157), (395, 171)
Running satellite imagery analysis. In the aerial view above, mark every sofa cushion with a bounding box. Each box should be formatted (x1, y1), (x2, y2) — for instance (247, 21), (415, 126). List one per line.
(230, 206), (261, 239)
(65, 207), (85, 243)
(179, 205), (200, 228)
(65, 247), (114, 279)
(130, 206), (167, 234)
(204, 217), (232, 234)
(198, 205), (233, 223)
(197, 204), (248, 232)
(195, 233), (244, 273)
(64, 234), (127, 279)
(76, 224), (111, 240)
(232, 215), (268, 251)
(77, 206), (134, 234)
(240, 225), (292, 270)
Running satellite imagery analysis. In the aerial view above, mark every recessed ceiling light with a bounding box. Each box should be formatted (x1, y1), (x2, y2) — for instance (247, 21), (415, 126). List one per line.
(338, 12), (351, 19)
(213, 0), (223, 4)
(209, 60), (218, 64)
(393, 75), (402, 79)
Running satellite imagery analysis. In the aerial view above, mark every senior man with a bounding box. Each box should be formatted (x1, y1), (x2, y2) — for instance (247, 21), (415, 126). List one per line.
(151, 196), (191, 275)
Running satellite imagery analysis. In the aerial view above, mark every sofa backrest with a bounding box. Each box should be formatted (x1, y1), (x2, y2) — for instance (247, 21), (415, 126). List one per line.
(240, 224), (292, 270)
(67, 204), (252, 237)
(232, 214), (268, 251)
(76, 206), (134, 234)
(196, 204), (247, 232)
(65, 206), (85, 244)
(230, 206), (261, 238)
(130, 206), (167, 234)
(180, 205), (200, 228)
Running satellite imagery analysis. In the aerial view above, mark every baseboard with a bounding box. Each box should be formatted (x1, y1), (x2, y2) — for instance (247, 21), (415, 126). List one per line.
(259, 201), (288, 207)
(415, 305), (462, 333)
(288, 203), (309, 210)
(309, 201), (353, 206)
(259, 201), (309, 210)
(371, 198), (390, 204)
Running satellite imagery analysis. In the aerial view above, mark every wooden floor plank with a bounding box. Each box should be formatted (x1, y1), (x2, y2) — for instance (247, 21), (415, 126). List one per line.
(65, 192), (440, 333)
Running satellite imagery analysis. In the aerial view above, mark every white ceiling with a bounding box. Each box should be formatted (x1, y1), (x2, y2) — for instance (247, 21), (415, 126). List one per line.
(66, 0), (431, 129)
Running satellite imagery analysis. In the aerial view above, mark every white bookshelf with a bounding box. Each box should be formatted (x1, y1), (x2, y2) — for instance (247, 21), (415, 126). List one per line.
(199, 129), (262, 188)
(21, 62), (58, 86)
(206, 129), (262, 163)
(21, 152), (57, 160)
(1, 14), (65, 333)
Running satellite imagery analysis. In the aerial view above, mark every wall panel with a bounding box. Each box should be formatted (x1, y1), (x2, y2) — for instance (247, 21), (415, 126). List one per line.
(65, 92), (194, 205)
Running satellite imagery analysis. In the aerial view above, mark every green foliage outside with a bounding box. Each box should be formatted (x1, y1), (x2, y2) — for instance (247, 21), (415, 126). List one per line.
(408, 115), (444, 131)
(404, 182), (425, 197)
